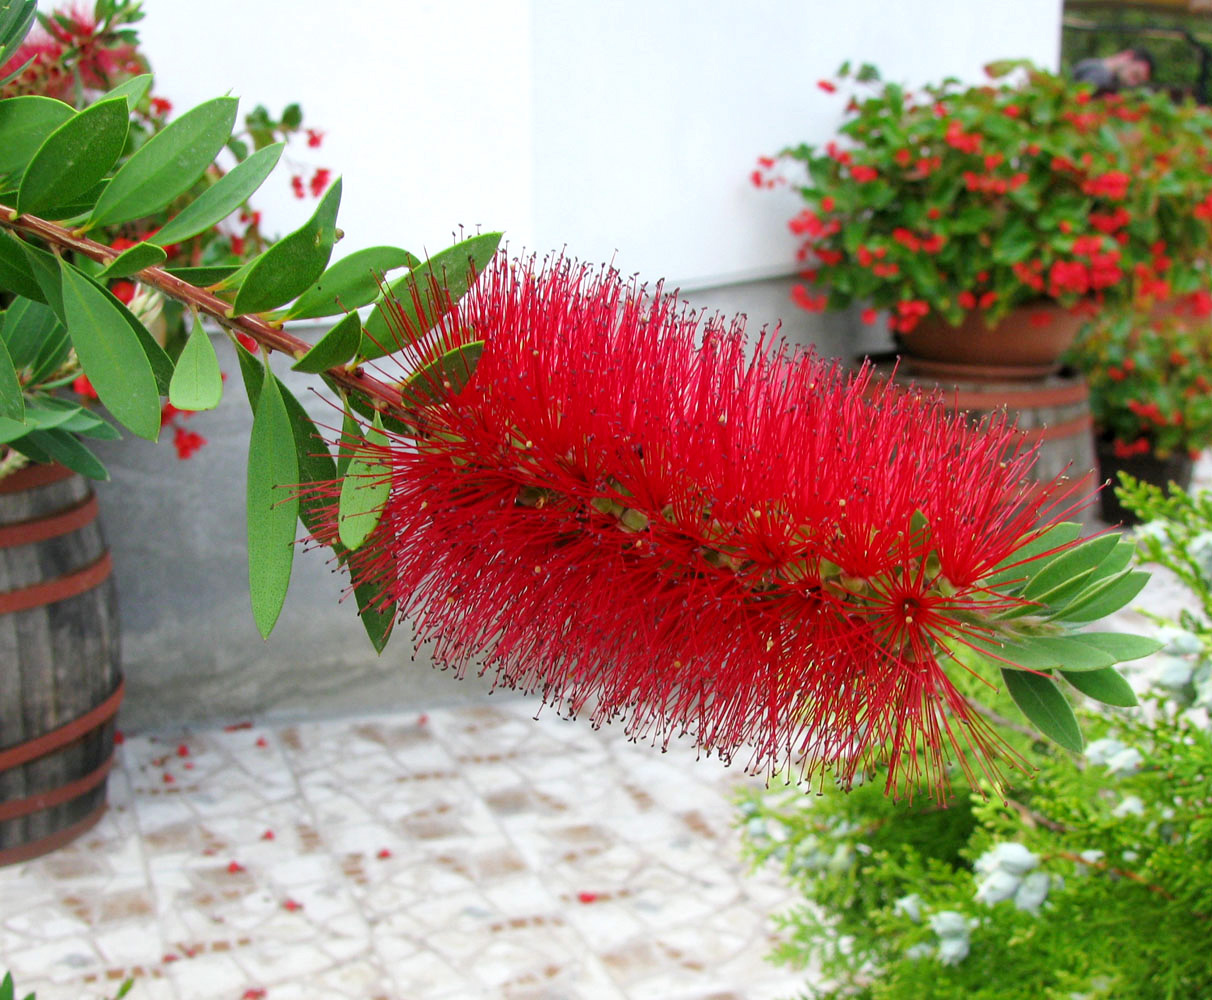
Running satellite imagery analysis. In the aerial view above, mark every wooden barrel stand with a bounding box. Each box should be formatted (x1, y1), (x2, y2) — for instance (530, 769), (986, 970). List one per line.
(0, 462), (122, 866)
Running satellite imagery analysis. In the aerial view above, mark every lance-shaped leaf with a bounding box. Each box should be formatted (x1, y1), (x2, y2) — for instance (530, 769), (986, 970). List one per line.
(59, 260), (161, 441)
(400, 340), (484, 406)
(0, 296), (56, 368)
(360, 232), (501, 360)
(18, 427), (108, 479)
(1054, 570), (1151, 624)
(353, 575), (395, 653)
(86, 97), (239, 229)
(166, 264), (241, 287)
(99, 73), (152, 112)
(338, 418), (391, 551)
(1002, 668), (1083, 752)
(0, 229), (44, 302)
(0, 0), (36, 79)
(0, 336), (22, 421)
(230, 177), (342, 316)
(291, 311), (361, 374)
(282, 246), (419, 320)
(276, 380), (336, 537)
(0, 95), (74, 178)
(985, 521), (1084, 589)
(1063, 667), (1138, 708)
(17, 96), (129, 217)
(168, 313), (223, 411)
(153, 142), (283, 247)
(98, 241), (166, 279)
(246, 372), (299, 638)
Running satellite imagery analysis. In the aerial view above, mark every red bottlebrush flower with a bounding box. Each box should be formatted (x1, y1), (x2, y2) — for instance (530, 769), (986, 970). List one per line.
(303, 256), (1090, 799)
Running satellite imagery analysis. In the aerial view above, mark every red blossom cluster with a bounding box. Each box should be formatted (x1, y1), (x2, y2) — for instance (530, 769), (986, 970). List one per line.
(309, 257), (1088, 797)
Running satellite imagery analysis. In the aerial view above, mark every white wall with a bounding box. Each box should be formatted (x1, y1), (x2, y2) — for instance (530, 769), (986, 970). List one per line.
(132, 0), (1062, 290)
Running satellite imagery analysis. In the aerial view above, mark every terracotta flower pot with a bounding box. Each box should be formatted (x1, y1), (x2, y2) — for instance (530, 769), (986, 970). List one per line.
(1094, 438), (1195, 525)
(898, 303), (1087, 380)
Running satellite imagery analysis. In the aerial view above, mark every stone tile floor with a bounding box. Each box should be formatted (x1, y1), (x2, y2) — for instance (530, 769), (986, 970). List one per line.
(0, 700), (813, 1000)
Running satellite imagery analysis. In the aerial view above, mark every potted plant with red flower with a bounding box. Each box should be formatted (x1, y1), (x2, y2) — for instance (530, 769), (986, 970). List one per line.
(755, 60), (1212, 376)
(1064, 303), (1212, 523)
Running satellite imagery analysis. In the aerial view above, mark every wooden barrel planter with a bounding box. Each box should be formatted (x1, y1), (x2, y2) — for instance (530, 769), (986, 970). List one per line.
(881, 366), (1100, 527)
(0, 462), (122, 866)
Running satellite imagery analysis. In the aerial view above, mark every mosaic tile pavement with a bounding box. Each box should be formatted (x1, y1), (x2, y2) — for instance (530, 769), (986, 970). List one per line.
(0, 700), (814, 1000)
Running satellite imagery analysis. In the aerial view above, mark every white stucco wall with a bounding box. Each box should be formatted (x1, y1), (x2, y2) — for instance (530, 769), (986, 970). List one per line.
(132, 0), (1063, 289)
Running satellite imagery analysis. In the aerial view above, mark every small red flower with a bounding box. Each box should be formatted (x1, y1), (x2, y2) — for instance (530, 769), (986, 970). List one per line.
(817, 79), (837, 93)
(236, 333), (259, 354)
(255, 736), (269, 748)
(73, 375), (99, 400)
(172, 426), (207, 460)
(241, 991), (267, 1000)
(149, 96), (173, 115)
(227, 861), (246, 874)
(282, 899), (303, 912)
(110, 280), (136, 305)
(162, 772), (175, 784)
(290, 174), (305, 199)
(376, 848), (393, 860)
(261, 830), (275, 840)
(306, 128), (325, 148)
(861, 307), (879, 325)
(849, 164), (879, 183)
(176, 743), (190, 758)
(577, 892), (599, 903)
(309, 168), (332, 198)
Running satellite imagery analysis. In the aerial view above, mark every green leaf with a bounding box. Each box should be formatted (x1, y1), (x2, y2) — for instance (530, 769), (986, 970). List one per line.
(230, 177), (342, 316)
(99, 72), (153, 112)
(152, 141), (283, 247)
(59, 260), (161, 440)
(23, 311), (69, 385)
(0, 229), (44, 302)
(235, 336), (265, 411)
(17, 97), (129, 217)
(1021, 533), (1121, 601)
(0, 967), (13, 1000)
(361, 233), (501, 360)
(166, 264), (241, 286)
(1002, 668), (1083, 752)
(277, 380), (336, 536)
(1054, 570), (1151, 623)
(109, 286), (175, 395)
(353, 575), (395, 653)
(1063, 667), (1139, 708)
(291, 311), (362, 373)
(1025, 635), (1116, 672)
(399, 340), (484, 406)
(1081, 537), (1136, 585)
(97, 241), (167, 279)
(0, 95), (75, 177)
(168, 313), (223, 411)
(0, 296), (56, 368)
(21, 427), (108, 479)
(87, 96), (239, 229)
(246, 372), (299, 638)
(282, 246), (419, 320)
(984, 522), (1084, 587)
(338, 419), (391, 551)
(335, 408), (358, 477)
(22, 240), (64, 319)
(0, 335), (23, 421)
(1073, 632), (1163, 663)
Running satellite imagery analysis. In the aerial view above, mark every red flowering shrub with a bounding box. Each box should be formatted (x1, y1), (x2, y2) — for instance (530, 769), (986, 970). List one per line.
(1064, 305), (1212, 460)
(307, 257), (1146, 800)
(758, 61), (1212, 334)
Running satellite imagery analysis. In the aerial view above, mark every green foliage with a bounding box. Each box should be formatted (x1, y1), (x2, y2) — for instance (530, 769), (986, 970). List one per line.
(1064, 307), (1212, 461)
(767, 61), (1212, 331)
(739, 480), (1212, 1000)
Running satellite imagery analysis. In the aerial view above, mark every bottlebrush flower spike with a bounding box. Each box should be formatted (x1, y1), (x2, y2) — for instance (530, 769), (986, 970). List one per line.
(309, 255), (1106, 800)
